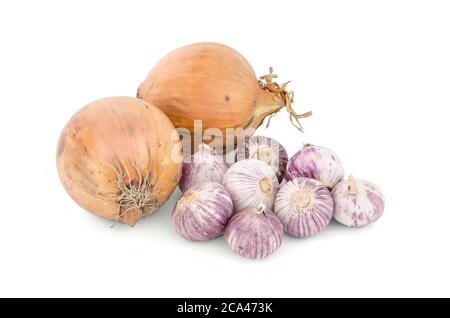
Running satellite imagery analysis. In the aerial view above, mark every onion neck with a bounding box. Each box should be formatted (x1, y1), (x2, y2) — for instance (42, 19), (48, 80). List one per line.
(244, 88), (283, 135)
(244, 68), (312, 135)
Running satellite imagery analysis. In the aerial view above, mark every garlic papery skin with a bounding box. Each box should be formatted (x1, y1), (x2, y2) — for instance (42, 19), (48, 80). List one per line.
(179, 143), (229, 193)
(236, 136), (288, 183)
(172, 182), (233, 240)
(332, 175), (385, 228)
(225, 204), (283, 259)
(274, 177), (333, 237)
(223, 159), (280, 212)
(285, 144), (344, 190)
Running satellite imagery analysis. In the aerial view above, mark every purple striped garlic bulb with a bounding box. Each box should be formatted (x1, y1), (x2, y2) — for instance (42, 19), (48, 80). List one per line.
(179, 143), (229, 193)
(285, 144), (344, 189)
(274, 177), (333, 237)
(332, 175), (385, 228)
(223, 159), (280, 212)
(235, 136), (288, 183)
(225, 204), (283, 259)
(172, 182), (233, 240)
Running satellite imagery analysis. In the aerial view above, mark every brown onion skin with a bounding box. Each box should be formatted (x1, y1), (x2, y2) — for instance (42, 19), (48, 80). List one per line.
(137, 42), (284, 153)
(56, 97), (181, 226)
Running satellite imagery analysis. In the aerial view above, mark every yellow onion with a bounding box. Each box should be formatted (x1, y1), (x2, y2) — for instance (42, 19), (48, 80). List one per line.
(56, 96), (181, 226)
(137, 42), (311, 153)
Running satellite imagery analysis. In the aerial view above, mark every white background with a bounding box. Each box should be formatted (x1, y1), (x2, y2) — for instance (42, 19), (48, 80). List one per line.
(0, 0), (449, 297)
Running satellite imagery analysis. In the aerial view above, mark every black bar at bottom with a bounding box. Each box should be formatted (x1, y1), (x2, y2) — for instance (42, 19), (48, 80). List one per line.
(0, 298), (443, 315)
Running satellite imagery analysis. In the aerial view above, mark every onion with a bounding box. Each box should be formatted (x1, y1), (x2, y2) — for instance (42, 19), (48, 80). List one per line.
(332, 176), (385, 228)
(137, 43), (311, 153)
(223, 159), (280, 212)
(179, 143), (228, 193)
(225, 204), (283, 259)
(235, 136), (288, 183)
(274, 177), (333, 237)
(285, 144), (344, 189)
(56, 97), (181, 226)
(172, 182), (233, 241)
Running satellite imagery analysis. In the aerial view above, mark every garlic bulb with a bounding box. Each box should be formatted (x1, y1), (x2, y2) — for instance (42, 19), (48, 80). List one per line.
(236, 136), (288, 183)
(332, 175), (385, 228)
(274, 177), (333, 237)
(285, 144), (344, 189)
(172, 182), (233, 240)
(223, 159), (280, 212)
(179, 143), (229, 193)
(225, 204), (283, 259)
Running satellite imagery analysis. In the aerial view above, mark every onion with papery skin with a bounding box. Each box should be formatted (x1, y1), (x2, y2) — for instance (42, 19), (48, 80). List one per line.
(179, 143), (228, 193)
(223, 159), (280, 212)
(285, 144), (344, 189)
(137, 43), (311, 153)
(56, 97), (181, 226)
(225, 204), (283, 259)
(274, 177), (333, 237)
(332, 175), (385, 228)
(236, 135), (288, 183)
(172, 182), (233, 241)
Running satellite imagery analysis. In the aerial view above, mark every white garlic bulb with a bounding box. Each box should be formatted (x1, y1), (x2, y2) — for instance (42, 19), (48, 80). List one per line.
(332, 175), (385, 228)
(223, 159), (280, 212)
